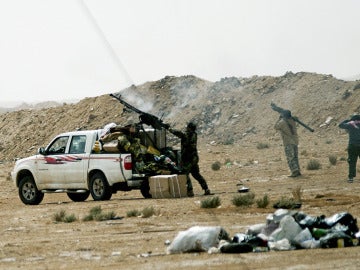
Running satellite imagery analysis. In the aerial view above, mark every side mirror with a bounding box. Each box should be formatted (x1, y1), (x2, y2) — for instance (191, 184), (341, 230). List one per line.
(38, 147), (46, 155)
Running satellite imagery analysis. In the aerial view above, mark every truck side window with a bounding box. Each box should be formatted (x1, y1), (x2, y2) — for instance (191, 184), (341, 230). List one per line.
(47, 136), (69, 155)
(69, 135), (87, 154)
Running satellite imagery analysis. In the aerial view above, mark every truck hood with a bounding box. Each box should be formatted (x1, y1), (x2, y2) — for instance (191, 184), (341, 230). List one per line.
(14, 154), (39, 168)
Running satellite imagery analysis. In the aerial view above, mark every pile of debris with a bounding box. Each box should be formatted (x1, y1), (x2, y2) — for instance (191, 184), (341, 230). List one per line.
(166, 209), (359, 254)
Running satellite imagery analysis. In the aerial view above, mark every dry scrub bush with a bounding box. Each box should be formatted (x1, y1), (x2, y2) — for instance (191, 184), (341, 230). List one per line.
(306, 159), (321, 170)
(223, 137), (234, 145)
(200, 196), (221, 208)
(141, 206), (157, 218)
(256, 142), (269, 149)
(256, 194), (270, 208)
(328, 155), (337, 165)
(63, 214), (77, 223)
(53, 209), (77, 223)
(126, 209), (141, 217)
(211, 161), (221, 171)
(126, 206), (158, 218)
(232, 192), (255, 207)
(273, 186), (302, 209)
(83, 206), (116, 221)
(292, 186), (302, 202)
(273, 197), (301, 209)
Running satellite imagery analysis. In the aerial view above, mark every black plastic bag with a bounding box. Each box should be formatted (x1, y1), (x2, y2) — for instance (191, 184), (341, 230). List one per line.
(220, 243), (253, 253)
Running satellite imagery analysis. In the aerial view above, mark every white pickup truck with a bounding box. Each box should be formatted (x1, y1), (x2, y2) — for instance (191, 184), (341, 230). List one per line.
(11, 129), (153, 205)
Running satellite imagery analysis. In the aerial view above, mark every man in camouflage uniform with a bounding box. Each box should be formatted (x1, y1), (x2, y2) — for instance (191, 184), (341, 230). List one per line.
(168, 122), (211, 196)
(274, 110), (301, 177)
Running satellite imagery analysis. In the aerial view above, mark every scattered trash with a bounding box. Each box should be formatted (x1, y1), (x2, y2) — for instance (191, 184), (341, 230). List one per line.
(220, 242), (253, 253)
(238, 187), (250, 193)
(246, 223), (266, 236)
(166, 210), (359, 255)
(273, 199), (302, 209)
(268, 238), (294, 251)
(164, 239), (171, 246)
(232, 233), (250, 243)
(253, 246), (269, 252)
(319, 116), (333, 128)
(138, 252), (151, 258)
(111, 251), (121, 256)
(319, 231), (353, 248)
(0, 258), (16, 263)
(207, 246), (221, 254)
(166, 226), (230, 254)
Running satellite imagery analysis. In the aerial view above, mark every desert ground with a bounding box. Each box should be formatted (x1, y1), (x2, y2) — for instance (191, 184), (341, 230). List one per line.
(2, 131), (360, 270)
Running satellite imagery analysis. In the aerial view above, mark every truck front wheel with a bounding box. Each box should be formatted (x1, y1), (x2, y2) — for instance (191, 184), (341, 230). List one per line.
(18, 175), (44, 205)
(89, 173), (112, 201)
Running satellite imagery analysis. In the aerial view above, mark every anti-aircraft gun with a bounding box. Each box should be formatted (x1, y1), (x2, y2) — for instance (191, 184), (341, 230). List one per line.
(110, 92), (171, 150)
(270, 102), (315, 132)
(110, 92), (180, 174)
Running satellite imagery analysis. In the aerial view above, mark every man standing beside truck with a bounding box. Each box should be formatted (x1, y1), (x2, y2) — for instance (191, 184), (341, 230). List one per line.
(167, 122), (211, 197)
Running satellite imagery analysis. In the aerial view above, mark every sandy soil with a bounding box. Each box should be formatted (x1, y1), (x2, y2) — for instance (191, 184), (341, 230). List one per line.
(2, 135), (360, 270)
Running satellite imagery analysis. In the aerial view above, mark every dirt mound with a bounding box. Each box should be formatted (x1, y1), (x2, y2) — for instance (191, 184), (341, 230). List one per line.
(0, 72), (359, 161)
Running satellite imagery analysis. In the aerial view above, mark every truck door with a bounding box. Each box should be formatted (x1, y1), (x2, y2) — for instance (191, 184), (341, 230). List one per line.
(62, 135), (88, 188)
(37, 135), (70, 187)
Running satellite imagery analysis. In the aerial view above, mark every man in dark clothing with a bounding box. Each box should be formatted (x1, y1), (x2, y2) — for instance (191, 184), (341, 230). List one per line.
(168, 122), (211, 197)
(339, 114), (360, 183)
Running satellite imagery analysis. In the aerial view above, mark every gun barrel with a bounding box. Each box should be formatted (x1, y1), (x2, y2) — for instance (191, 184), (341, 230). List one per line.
(110, 93), (142, 114)
(293, 118), (314, 132)
(110, 93), (168, 130)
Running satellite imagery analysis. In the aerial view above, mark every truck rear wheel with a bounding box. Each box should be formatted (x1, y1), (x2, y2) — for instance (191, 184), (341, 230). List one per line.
(67, 191), (90, 202)
(89, 173), (112, 201)
(18, 175), (44, 205)
(140, 179), (151, 198)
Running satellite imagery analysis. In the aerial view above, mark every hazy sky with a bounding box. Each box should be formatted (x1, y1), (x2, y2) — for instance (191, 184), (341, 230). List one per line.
(1, 0), (360, 105)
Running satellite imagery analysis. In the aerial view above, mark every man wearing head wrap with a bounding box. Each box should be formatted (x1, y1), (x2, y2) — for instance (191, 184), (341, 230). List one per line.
(168, 122), (211, 197)
(274, 110), (301, 177)
(339, 114), (360, 183)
